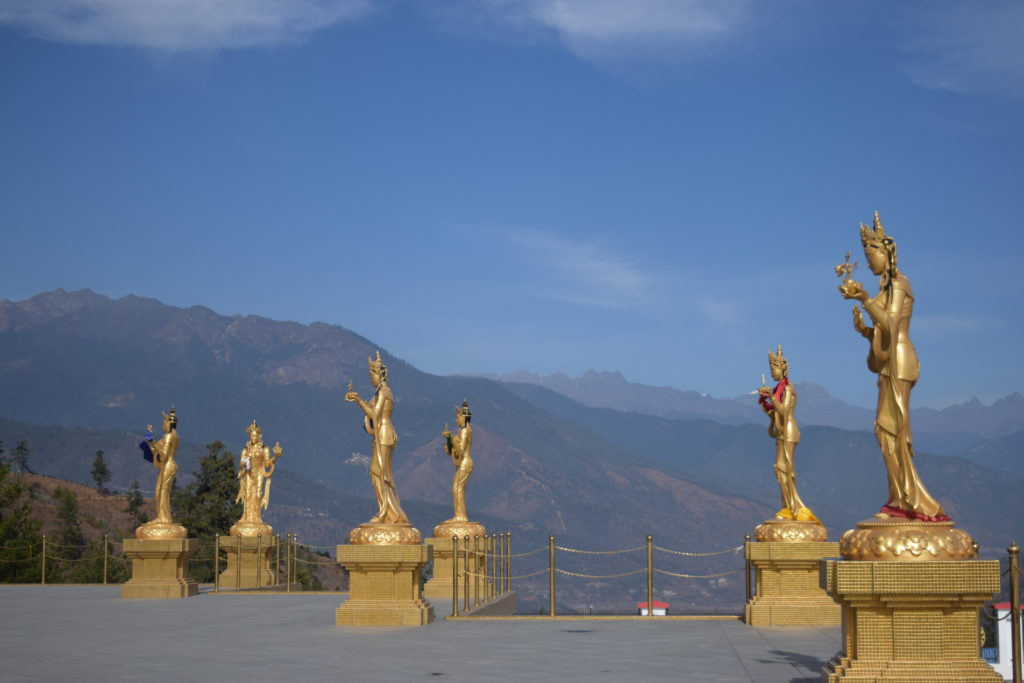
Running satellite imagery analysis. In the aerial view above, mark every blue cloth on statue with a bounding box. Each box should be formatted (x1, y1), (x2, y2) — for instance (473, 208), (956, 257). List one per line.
(139, 440), (154, 463)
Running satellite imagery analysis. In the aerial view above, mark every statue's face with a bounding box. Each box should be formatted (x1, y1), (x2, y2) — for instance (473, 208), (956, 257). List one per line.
(248, 429), (260, 444)
(863, 241), (887, 276)
(369, 368), (381, 387)
(770, 362), (785, 382)
(455, 411), (466, 428)
(162, 414), (172, 432)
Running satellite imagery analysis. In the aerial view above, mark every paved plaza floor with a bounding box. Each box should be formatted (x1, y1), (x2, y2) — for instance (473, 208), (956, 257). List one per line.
(0, 585), (840, 682)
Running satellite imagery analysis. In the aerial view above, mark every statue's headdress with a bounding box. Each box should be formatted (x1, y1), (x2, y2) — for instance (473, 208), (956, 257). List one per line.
(859, 211), (893, 247)
(456, 399), (472, 422)
(768, 345), (788, 375)
(247, 419), (262, 440)
(163, 406), (178, 429)
(368, 350), (387, 380)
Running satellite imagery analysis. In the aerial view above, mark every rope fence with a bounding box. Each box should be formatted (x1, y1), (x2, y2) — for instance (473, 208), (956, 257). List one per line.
(450, 533), (747, 619)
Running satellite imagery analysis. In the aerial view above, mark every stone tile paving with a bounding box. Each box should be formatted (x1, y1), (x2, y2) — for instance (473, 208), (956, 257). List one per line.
(0, 586), (840, 682)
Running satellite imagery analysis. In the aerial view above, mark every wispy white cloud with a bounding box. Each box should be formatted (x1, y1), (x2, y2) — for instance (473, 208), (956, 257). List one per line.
(502, 229), (654, 308)
(0, 0), (377, 51)
(696, 296), (740, 324)
(895, 1), (1024, 97)
(431, 0), (750, 63)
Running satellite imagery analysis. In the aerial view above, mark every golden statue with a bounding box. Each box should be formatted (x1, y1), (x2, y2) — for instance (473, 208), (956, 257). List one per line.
(135, 408), (187, 539)
(758, 346), (819, 523)
(837, 212), (948, 523)
(230, 420), (282, 537)
(432, 401), (486, 539)
(443, 400), (474, 522)
(344, 351), (420, 544)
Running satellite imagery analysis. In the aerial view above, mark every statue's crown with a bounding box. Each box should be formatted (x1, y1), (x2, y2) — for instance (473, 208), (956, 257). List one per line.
(163, 406), (178, 427)
(456, 399), (471, 418)
(859, 211), (889, 244)
(368, 350), (385, 373)
(247, 419), (261, 438)
(768, 344), (787, 367)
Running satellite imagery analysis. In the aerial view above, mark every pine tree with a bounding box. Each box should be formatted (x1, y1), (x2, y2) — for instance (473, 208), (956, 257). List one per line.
(173, 441), (241, 582)
(0, 452), (43, 582)
(53, 487), (86, 565)
(124, 480), (147, 524)
(91, 450), (111, 494)
(12, 439), (31, 474)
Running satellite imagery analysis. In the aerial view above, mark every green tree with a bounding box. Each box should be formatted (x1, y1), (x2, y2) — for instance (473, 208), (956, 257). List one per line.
(0, 454), (44, 582)
(69, 538), (130, 584)
(12, 438), (32, 474)
(124, 480), (147, 524)
(91, 450), (111, 494)
(173, 440), (241, 582)
(53, 487), (86, 565)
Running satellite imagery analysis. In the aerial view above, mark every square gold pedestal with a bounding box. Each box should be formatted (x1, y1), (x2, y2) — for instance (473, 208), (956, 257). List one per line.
(121, 538), (198, 599)
(820, 559), (1001, 682)
(422, 537), (488, 599)
(745, 540), (841, 626)
(335, 544), (435, 626)
(218, 536), (278, 590)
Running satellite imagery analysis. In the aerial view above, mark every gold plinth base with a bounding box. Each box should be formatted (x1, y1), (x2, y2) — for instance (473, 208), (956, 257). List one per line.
(121, 538), (198, 599)
(348, 522), (422, 545)
(229, 521), (273, 538)
(745, 539), (840, 626)
(134, 521), (187, 540)
(821, 558), (1001, 682)
(422, 536), (488, 599)
(335, 544), (435, 626)
(840, 519), (976, 561)
(755, 518), (829, 543)
(218, 535), (278, 589)
(432, 520), (487, 539)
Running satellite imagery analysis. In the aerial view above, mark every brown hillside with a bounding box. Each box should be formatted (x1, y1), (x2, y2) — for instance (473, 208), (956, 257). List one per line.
(17, 473), (153, 544)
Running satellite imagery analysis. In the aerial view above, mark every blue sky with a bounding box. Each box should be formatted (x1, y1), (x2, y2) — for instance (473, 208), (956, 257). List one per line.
(1, 0), (1022, 409)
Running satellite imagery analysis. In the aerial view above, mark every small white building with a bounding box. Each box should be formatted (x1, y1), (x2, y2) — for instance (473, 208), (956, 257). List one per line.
(990, 602), (1018, 681)
(637, 600), (668, 616)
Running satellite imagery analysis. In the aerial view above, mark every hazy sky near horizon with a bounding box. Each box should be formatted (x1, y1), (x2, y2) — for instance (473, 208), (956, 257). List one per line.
(1, 0), (1021, 409)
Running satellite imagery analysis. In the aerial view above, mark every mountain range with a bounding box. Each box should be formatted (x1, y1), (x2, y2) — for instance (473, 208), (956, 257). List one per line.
(1, 289), (1021, 609)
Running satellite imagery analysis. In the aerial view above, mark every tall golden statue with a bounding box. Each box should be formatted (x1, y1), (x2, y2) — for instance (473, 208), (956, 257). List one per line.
(344, 351), (420, 544)
(135, 408), (187, 539)
(837, 212), (948, 523)
(758, 346), (818, 523)
(443, 400), (474, 522)
(230, 420), (282, 537)
(432, 401), (485, 539)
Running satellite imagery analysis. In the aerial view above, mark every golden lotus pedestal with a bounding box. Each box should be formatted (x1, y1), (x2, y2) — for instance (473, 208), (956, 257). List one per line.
(745, 519), (840, 626)
(423, 521), (487, 599)
(820, 519), (1001, 682)
(121, 538), (198, 599)
(335, 544), (435, 626)
(217, 535), (277, 590)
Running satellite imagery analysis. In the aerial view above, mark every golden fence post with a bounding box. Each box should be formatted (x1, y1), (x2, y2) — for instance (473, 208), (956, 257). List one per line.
(293, 536), (299, 591)
(646, 534), (654, 618)
(488, 534), (494, 600)
(214, 534), (221, 593)
(548, 535), (556, 618)
(286, 534), (292, 592)
(482, 534), (489, 602)
(505, 532), (511, 594)
(497, 532), (505, 593)
(463, 536), (470, 613)
(275, 534), (281, 586)
(41, 534), (46, 585)
(1010, 541), (1021, 683)
(451, 536), (459, 618)
(744, 533), (752, 602)
(103, 534), (109, 585)
(235, 533), (242, 590)
(256, 535), (262, 590)
(473, 535), (480, 607)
